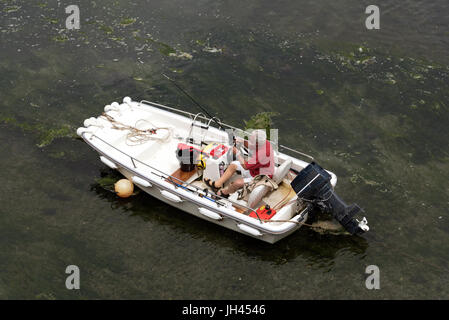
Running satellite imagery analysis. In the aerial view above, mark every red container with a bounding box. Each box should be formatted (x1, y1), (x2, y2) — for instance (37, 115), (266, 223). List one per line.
(209, 144), (229, 159)
(249, 205), (277, 220)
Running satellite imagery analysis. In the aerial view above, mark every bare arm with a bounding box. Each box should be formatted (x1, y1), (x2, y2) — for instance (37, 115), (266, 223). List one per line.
(233, 147), (248, 169)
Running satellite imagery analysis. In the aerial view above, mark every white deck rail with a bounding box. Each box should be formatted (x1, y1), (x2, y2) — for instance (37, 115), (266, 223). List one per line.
(139, 100), (315, 161)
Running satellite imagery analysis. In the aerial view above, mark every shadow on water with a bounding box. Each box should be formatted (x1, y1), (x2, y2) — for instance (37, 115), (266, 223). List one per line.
(90, 168), (369, 268)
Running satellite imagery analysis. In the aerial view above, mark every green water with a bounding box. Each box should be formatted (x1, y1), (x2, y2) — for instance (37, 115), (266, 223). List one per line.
(0, 0), (448, 299)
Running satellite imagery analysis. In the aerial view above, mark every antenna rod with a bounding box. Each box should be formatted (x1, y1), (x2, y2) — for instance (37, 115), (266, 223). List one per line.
(162, 73), (223, 129)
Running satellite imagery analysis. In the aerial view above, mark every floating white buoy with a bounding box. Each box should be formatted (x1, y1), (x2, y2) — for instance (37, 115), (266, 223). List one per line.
(76, 127), (87, 137)
(114, 179), (134, 198)
(123, 96), (132, 104)
(83, 117), (97, 127)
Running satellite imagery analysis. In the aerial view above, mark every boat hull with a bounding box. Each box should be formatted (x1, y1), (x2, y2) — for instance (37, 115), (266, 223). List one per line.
(118, 166), (306, 244)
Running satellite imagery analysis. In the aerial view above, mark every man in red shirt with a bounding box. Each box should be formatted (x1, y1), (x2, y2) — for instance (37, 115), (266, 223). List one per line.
(205, 129), (274, 198)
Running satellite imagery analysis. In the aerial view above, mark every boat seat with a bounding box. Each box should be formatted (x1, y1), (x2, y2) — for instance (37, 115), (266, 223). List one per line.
(247, 159), (293, 208)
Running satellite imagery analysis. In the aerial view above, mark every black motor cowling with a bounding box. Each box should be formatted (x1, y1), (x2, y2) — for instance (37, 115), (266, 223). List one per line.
(291, 162), (369, 235)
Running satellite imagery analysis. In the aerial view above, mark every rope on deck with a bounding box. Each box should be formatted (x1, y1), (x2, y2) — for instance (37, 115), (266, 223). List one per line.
(101, 112), (173, 145)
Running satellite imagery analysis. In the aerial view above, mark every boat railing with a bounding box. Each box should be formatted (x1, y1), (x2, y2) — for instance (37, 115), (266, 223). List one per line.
(139, 100), (315, 162)
(140, 100), (251, 134)
(279, 145), (314, 161)
(83, 131), (265, 223)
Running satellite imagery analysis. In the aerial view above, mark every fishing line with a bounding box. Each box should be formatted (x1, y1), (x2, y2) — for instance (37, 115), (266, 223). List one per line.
(162, 73), (223, 129)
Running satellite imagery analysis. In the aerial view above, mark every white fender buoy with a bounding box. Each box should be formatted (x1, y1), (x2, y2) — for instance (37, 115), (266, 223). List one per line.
(160, 190), (183, 203)
(83, 117), (97, 127)
(114, 179), (134, 198)
(100, 156), (118, 169)
(132, 176), (152, 188)
(123, 96), (132, 104)
(110, 102), (120, 109)
(76, 127), (87, 137)
(237, 224), (263, 237)
(104, 104), (112, 112)
(198, 207), (222, 220)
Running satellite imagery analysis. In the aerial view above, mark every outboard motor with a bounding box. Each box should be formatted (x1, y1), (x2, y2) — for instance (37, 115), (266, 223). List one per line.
(291, 162), (369, 235)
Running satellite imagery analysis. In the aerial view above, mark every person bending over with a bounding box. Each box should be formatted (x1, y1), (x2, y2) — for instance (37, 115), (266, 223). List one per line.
(204, 129), (274, 198)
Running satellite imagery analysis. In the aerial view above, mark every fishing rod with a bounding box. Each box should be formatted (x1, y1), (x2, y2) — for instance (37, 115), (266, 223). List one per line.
(162, 73), (224, 130)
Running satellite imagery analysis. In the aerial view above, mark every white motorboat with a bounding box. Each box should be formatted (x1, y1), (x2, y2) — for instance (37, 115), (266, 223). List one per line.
(77, 97), (369, 243)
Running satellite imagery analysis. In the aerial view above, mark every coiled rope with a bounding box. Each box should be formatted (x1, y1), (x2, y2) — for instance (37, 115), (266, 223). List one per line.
(101, 112), (172, 145)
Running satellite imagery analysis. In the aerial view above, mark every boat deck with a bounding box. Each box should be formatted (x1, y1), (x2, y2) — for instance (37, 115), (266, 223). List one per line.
(168, 167), (199, 184)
